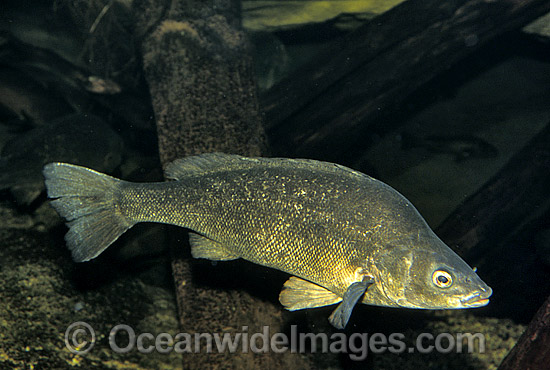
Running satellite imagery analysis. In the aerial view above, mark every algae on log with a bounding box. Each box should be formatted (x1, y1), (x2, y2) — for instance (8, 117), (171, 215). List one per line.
(131, 1), (314, 368)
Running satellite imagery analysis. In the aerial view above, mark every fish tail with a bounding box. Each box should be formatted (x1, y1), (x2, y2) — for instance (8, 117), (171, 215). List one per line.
(43, 163), (135, 262)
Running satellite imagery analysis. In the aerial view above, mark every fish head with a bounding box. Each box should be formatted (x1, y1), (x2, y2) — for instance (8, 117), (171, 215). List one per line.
(371, 236), (492, 310)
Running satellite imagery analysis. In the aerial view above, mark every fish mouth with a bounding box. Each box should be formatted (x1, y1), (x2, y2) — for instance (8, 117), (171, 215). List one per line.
(460, 289), (492, 308)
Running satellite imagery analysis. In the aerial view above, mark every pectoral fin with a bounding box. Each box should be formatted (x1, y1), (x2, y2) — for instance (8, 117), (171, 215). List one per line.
(328, 276), (374, 329)
(279, 276), (342, 310)
(189, 233), (238, 261)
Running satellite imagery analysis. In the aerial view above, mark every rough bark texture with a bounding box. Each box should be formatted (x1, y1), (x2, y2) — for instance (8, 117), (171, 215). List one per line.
(263, 0), (550, 161)
(132, 1), (315, 368)
(498, 295), (550, 370)
(134, 0), (266, 164)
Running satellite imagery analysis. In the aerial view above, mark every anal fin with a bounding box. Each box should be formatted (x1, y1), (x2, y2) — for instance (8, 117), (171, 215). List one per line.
(279, 276), (342, 311)
(189, 233), (238, 261)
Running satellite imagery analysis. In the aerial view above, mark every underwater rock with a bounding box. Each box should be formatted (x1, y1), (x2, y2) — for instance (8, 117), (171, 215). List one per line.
(0, 113), (122, 206)
(0, 226), (182, 369)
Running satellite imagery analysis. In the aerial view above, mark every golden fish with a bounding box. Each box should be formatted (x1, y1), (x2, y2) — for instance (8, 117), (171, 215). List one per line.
(43, 153), (492, 328)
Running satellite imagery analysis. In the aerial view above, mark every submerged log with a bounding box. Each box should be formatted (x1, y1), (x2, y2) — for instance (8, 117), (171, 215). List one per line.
(497, 294), (550, 370)
(263, 0), (550, 160)
(133, 0), (265, 164)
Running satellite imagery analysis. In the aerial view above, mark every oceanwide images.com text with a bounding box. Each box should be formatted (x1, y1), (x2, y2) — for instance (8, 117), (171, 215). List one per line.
(65, 322), (485, 361)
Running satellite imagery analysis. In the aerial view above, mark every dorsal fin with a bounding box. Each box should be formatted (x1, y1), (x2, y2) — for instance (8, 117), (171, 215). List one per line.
(164, 152), (374, 181)
(165, 153), (244, 180)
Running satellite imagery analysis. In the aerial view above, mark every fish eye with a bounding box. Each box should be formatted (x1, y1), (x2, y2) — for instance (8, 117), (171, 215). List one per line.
(432, 270), (453, 288)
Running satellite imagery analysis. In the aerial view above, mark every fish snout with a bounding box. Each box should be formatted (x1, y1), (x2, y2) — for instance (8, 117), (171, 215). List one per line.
(460, 285), (492, 307)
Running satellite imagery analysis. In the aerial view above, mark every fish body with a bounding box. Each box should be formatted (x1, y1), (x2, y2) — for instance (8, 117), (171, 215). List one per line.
(43, 153), (492, 328)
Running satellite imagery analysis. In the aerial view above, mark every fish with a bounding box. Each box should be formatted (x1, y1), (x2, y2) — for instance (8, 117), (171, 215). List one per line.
(400, 133), (498, 161)
(43, 153), (492, 329)
(0, 114), (123, 205)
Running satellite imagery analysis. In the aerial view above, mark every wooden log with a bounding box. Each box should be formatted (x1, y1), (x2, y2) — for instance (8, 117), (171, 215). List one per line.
(133, 0), (266, 164)
(263, 0), (550, 160)
(497, 294), (550, 370)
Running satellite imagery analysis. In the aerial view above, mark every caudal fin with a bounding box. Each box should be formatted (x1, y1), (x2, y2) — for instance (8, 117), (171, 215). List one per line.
(43, 163), (134, 262)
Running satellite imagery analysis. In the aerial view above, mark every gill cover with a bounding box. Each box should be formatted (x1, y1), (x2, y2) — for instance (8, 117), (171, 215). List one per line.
(373, 246), (416, 307)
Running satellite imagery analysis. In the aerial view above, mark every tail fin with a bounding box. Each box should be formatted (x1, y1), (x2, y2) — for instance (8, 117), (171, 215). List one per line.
(43, 163), (134, 262)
